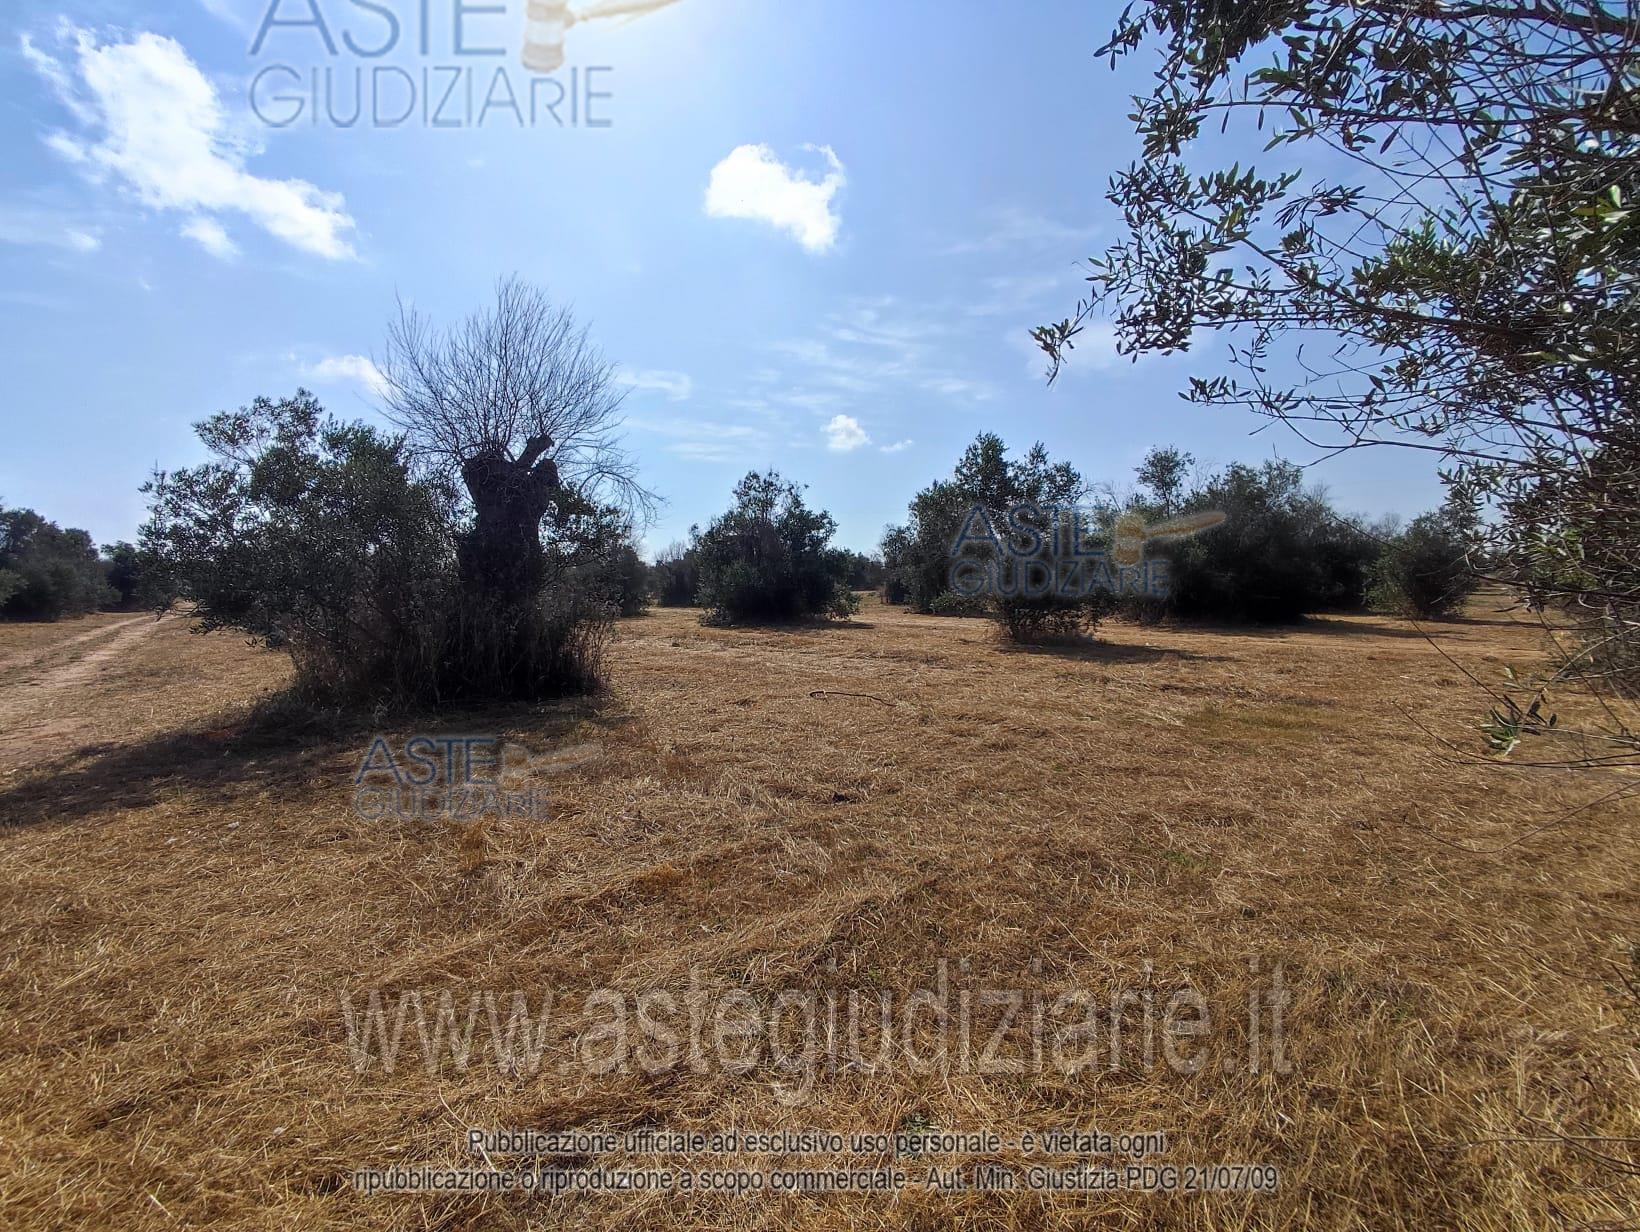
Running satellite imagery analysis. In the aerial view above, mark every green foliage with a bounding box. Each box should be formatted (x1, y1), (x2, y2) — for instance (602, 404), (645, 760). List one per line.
(1368, 503), (1482, 620)
(883, 433), (1087, 617)
(693, 472), (859, 625)
(100, 541), (148, 611)
(1040, 1), (1639, 686)
(550, 507), (650, 618)
(1488, 433), (1640, 694)
(1163, 461), (1376, 623)
(652, 540), (702, 607)
(878, 525), (914, 604)
(884, 433), (1112, 642)
(927, 591), (987, 618)
(1125, 448), (1385, 623)
(835, 548), (884, 592)
(0, 505), (114, 621)
(606, 543), (652, 617)
(1481, 666), (1561, 756)
(142, 391), (609, 704)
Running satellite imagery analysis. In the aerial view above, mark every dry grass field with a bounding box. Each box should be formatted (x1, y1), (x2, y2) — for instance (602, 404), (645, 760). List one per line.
(1, 599), (1636, 1230)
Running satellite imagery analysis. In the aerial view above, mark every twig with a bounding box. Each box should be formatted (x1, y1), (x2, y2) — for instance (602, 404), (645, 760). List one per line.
(808, 690), (898, 709)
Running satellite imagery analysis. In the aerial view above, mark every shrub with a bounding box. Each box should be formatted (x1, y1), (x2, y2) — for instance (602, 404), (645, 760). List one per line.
(835, 549), (884, 592)
(693, 472), (859, 625)
(142, 392), (612, 705)
(652, 540), (701, 607)
(885, 434), (1107, 643)
(101, 541), (148, 611)
(927, 591), (987, 618)
(1151, 460), (1380, 624)
(0, 506), (115, 620)
(547, 505), (651, 618)
(1369, 507), (1480, 620)
(994, 586), (1119, 644)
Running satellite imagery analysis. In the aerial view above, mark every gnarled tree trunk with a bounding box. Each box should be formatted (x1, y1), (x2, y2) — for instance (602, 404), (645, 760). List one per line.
(457, 444), (560, 610)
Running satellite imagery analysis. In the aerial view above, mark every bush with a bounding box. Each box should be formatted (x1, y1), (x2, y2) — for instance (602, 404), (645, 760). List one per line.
(994, 586), (1119, 644)
(101, 541), (149, 611)
(884, 434), (1107, 643)
(1149, 460), (1381, 624)
(835, 549), (884, 592)
(0, 506), (115, 620)
(653, 540), (701, 607)
(549, 506), (650, 618)
(693, 472), (859, 625)
(1369, 507), (1480, 620)
(142, 392), (612, 705)
(927, 591), (987, 617)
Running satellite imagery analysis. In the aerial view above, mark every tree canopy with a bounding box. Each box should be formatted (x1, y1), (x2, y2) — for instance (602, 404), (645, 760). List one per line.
(1037, 1), (1638, 691)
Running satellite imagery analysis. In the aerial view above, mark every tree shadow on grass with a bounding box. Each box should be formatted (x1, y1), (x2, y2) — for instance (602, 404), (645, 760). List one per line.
(704, 617), (878, 633)
(0, 691), (629, 835)
(1131, 614), (1467, 642)
(994, 639), (1232, 665)
(1298, 615), (1487, 641)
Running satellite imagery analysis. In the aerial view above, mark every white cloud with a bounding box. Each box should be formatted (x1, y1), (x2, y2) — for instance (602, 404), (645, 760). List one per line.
(966, 269), (1084, 317)
(24, 26), (357, 261)
(629, 415), (768, 464)
(19, 33), (92, 124)
(824, 414), (870, 453)
(705, 144), (844, 253)
(772, 329), (998, 405)
(617, 368), (693, 402)
(922, 375), (997, 400)
(305, 354), (386, 395)
(181, 216), (237, 259)
(753, 296), (1001, 421)
(879, 439), (914, 455)
(0, 205), (101, 253)
(944, 207), (1100, 256)
(194, 0), (262, 29)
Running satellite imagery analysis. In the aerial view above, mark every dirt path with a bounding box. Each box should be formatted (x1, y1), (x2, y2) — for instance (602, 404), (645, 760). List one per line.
(0, 616), (162, 770)
(0, 615), (148, 676)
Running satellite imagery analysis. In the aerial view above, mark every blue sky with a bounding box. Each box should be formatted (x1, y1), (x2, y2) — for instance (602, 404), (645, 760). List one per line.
(0, 0), (1447, 555)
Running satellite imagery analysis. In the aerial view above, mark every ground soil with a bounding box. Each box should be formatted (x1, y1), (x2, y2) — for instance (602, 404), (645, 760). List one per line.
(0, 598), (1634, 1229)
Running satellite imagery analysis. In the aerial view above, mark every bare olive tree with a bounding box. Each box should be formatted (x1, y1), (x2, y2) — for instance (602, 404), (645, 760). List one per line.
(379, 277), (649, 614)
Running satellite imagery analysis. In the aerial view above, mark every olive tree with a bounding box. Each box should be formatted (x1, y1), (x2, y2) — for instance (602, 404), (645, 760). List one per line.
(1037, 0), (1639, 759)
(379, 278), (649, 689)
(381, 278), (648, 611)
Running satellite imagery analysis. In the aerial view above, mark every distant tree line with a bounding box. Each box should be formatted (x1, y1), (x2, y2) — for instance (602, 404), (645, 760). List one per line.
(8, 419), (1479, 663)
(19, 280), (1484, 708)
(879, 435), (1478, 635)
(0, 504), (149, 621)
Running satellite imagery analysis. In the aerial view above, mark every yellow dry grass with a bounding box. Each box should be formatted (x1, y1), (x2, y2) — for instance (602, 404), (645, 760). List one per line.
(0, 597), (1635, 1230)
